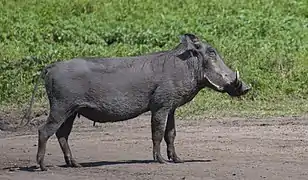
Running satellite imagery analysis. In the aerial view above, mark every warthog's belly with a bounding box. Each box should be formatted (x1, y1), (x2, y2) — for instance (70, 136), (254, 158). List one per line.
(77, 106), (149, 122)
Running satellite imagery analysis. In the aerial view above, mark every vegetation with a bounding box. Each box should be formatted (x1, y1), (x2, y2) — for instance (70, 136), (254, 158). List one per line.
(0, 0), (307, 118)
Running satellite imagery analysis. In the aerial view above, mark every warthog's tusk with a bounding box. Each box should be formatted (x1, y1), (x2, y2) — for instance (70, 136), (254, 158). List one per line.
(236, 70), (240, 81)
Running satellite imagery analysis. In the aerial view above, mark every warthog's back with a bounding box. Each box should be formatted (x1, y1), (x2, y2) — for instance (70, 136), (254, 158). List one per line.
(45, 55), (170, 122)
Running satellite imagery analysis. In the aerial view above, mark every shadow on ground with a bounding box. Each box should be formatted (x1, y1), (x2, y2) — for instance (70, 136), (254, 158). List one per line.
(74, 159), (214, 167)
(4, 159), (215, 172)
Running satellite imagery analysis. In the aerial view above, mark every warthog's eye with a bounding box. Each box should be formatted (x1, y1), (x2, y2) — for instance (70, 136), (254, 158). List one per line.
(207, 48), (216, 57)
(194, 42), (202, 49)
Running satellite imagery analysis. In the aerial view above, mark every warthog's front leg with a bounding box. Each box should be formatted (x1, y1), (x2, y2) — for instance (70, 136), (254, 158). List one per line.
(164, 109), (183, 163)
(151, 108), (169, 163)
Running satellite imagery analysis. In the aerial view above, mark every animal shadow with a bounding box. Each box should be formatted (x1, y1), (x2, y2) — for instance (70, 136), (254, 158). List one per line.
(3, 159), (214, 172)
(59, 159), (214, 168)
(3, 165), (47, 172)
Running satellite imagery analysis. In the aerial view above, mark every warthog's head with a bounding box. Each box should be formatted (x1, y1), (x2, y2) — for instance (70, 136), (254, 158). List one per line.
(177, 33), (250, 97)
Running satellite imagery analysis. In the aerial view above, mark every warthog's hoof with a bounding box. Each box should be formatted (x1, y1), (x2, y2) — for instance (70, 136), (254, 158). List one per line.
(153, 152), (168, 164)
(38, 160), (47, 171)
(167, 151), (184, 163)
(172, 157), (184, 163)
(40, 165), (48, 171)
(71, 161), (82, 168)
(65, 159), (82, 168)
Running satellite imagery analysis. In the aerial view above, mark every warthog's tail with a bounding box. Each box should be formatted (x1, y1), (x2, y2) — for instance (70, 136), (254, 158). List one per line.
(8, 64), (54, 131)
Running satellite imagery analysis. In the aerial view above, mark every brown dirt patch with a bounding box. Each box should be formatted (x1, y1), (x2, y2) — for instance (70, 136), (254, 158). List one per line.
(0, 114), (308, 180)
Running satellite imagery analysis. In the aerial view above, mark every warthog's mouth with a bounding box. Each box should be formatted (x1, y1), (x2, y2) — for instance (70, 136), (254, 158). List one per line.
(225, 80), (250, 97)
(205, 76), (225, 92)
(204, 71), (250, 97)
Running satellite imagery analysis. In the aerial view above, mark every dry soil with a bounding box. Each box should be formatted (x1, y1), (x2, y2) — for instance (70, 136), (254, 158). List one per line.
(0, 114), (308, 180)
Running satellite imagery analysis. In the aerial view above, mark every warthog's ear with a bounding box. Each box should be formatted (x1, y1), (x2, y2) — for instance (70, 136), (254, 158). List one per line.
(176, 33), (202, 59)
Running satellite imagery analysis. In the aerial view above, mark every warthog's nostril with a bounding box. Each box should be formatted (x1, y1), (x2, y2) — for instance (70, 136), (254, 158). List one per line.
(240, 83), (251, 95)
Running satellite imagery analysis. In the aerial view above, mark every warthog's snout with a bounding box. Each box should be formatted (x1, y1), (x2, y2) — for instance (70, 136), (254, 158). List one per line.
(224, 71), (251, 97)
(240, 82), (251, 95)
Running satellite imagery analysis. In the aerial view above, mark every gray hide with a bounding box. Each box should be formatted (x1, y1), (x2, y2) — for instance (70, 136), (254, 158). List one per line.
(27, 33), (250, 171)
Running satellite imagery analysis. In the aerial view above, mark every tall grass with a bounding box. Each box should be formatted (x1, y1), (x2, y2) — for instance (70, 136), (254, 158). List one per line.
(0, 0), (307, 117)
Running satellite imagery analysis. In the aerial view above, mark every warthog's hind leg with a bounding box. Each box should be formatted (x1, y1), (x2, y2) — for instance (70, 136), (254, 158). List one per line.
(56, 113), (81, 168)
(37, 112), (67, 171)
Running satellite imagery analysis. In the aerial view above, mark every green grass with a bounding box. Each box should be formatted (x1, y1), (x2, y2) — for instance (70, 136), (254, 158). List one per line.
(0, 0), (307, 118)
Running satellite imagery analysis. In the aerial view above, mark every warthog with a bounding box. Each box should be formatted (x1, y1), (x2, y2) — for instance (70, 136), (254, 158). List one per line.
(25, 33), (250, 171)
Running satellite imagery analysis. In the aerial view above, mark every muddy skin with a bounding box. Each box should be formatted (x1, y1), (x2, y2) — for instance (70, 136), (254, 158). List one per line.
(20, 33), (250, 171)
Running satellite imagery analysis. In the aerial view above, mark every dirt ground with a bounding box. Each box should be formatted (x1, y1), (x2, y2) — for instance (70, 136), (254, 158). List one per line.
(0, 114), (308, 180)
